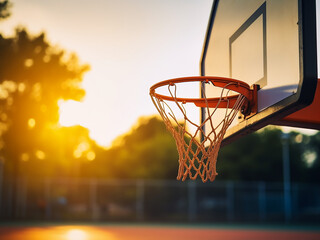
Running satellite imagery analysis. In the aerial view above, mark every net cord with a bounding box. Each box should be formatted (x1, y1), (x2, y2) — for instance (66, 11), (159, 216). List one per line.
(150, 79), (247, 182)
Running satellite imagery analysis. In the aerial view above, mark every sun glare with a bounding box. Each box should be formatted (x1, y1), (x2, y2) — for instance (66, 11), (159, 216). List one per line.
(58, 100), (85, 127)
(66, 229), (87, 240)
(58, 99), (111, 148)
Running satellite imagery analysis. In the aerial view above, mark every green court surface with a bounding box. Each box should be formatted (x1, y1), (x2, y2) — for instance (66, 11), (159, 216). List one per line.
(0, 223), (319, 240)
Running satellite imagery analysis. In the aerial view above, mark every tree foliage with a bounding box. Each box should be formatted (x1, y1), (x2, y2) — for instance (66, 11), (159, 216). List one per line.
(83, 116), (179, 180)
(301, 131), (320, 182)
(218, 127), (319, 183)
(0, 0), (11, 20)
(77, 116), (319, 183)
(0, 28), (90, 179)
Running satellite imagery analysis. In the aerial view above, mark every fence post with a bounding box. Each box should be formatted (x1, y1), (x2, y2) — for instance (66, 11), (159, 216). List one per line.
(188, 181), (197, 221)
(90, 179), (98, 221)
(7, 181), (13, 218)
(136, 180), (144, 221)
(227, 181), (235, 222)
(291, 183), (299, 221)
(20, 177), (27, 219)
(45, 178), (51, 220)
(0, 159), (3, 218)
(15, 177), (27, 219)
(15, 177), (21, 218)
(282, 132), (292, 223)
(258, 181), (266, 222)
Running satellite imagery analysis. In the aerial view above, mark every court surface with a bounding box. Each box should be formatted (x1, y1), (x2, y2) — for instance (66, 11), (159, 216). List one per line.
(0, 224), (319, 240)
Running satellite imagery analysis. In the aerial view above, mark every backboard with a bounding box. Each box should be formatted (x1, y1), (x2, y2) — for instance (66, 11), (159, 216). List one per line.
(200, 0), (318, 146)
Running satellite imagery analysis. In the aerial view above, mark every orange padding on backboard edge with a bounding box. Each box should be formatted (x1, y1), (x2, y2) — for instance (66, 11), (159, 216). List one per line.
(277, 79), (320, 130)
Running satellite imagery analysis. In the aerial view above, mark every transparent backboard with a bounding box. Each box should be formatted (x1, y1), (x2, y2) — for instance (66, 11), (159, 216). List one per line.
(200, 0), (317, 145)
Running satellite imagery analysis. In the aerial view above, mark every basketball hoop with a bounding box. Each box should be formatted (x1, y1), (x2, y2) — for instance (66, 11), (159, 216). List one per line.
(150, 76), (258, 182)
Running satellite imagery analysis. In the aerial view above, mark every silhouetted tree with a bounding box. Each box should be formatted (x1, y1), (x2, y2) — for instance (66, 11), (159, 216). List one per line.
(89, 117), (319, 183)
(0, 0), (11, 20)
(89, 116), (179, 179)
(20, 125), (99, 179)
(0, 28), (89, 173)
(218, 127), (319, 183)
(304, 131), (320, 182)
(0, 27), (89, 218)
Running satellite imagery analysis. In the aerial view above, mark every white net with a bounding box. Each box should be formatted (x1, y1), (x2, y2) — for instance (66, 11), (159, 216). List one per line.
(150, 77), (249, 182)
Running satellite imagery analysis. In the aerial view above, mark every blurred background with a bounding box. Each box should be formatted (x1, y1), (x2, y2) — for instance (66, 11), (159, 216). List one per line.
(0, 0), (319, 228)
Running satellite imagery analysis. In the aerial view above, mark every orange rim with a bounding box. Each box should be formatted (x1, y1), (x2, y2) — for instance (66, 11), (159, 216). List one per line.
(150, 76), (256, 109)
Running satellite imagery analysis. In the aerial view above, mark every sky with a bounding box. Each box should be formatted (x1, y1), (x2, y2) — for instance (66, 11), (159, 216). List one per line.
(0, 0), (213, 147)
(0, 0), (318, 147)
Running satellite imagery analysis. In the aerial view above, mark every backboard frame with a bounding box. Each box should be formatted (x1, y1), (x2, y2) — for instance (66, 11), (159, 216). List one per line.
(200, 0), (318, 146)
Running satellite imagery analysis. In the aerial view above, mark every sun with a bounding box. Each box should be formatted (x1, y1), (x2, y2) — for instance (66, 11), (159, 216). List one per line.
(58, 100), (85, 127)
(66, 229), (87, 240)
(58, 99), (110, 148)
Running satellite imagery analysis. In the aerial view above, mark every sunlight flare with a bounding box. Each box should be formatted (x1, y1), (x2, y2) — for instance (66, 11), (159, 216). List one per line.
(58, 99), (112, 148)
(66, 229), (87, 240)
(28, 118), (36, 129)
(58, 100), (85, 127)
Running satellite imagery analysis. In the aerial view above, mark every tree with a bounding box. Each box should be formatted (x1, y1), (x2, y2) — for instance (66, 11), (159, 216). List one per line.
(219, 127), (286, 182)
(19, 125), (99, 179)
(303, 132), (320, 182)
(217, 127), (319, 183)
(0, 28), (89, 174)
(89, 116), (179, 179)
(0, 0), (11, 20)
(0, 28), (90, 218)
(89, 116), (319, 183)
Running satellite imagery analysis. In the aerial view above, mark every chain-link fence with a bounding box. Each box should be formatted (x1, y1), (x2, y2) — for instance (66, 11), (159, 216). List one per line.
(1, 178), (319, 223)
